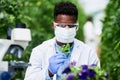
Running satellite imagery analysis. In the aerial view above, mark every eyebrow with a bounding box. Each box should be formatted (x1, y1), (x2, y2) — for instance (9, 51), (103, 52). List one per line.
(53, 22), (78, 25)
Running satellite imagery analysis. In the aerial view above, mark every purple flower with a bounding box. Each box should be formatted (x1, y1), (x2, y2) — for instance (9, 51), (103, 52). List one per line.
(78, 70), (88, 80)
(82, 65), (88, 70)
(66, 73), (75, 80)
(91, 64), (96, 66)
(88, 69), (96, 78)
(69, 61), (76, 66)
(62, 66), (71, 74)
(62, 62), (108, 80)
(104, 72), (108, 79)
(78, 65), (89, 80)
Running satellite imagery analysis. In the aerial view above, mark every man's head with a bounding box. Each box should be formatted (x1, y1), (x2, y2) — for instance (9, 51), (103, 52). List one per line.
(87, 16), (93, 22)
(53, 2), (78, 44)
(54, 1), (78, 22)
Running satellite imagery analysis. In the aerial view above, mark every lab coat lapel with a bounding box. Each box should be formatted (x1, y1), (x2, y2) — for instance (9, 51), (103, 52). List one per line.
(48, 38), (56, 58)
(70, 40), (83, 66)
(70, 45), (79, 63)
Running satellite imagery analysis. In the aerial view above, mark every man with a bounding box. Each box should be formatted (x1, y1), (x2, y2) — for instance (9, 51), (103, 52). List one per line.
(24, 1), (100, 80)
(83, 16), (98, 51)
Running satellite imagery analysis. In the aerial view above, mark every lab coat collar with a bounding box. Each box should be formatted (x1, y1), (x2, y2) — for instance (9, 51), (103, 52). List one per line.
(49, 37), (80, 47)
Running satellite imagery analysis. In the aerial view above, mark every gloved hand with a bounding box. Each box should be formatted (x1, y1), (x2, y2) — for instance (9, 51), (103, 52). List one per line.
(48, 52), (67, 75)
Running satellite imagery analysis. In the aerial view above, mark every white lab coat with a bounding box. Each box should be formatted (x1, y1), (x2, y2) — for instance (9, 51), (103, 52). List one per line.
(24, 38), (100, 80)
(83, 21), (98, 50)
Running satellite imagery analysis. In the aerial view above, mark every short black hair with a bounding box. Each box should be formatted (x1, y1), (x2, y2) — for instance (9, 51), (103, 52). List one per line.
(87, 16), (93, 22)
(54, 2), (78, 21)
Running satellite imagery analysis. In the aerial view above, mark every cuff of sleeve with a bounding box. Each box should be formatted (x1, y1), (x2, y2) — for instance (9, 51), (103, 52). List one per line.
(46, 70), (53, 80)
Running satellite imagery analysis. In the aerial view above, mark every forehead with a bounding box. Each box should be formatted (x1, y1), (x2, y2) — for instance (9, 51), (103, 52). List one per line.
(55, 14), (76, 23)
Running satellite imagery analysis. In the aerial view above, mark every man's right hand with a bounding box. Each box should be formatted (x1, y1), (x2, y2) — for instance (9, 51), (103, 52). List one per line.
(48, 52), (67, 75)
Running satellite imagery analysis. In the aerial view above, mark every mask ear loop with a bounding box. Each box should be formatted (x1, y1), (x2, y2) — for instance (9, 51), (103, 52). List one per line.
(76, 23), (79, 31)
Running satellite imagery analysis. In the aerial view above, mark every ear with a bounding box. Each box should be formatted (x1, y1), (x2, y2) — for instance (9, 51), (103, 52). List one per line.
(51, 22), (55, 29)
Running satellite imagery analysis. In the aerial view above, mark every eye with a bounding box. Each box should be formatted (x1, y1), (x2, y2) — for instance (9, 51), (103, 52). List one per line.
(57, 24), (66, 28)
(68, 25), (77, 28)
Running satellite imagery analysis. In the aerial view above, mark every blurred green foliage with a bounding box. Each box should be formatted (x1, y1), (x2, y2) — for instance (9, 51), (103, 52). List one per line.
(0, 0), (22, 38)
(0, 0), (86, 79)
(0, 0), (86, 61)
(100, 0), (120, 79)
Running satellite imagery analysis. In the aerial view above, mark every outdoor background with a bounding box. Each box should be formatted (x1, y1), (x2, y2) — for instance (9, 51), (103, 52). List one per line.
(0, 0), (120, 80)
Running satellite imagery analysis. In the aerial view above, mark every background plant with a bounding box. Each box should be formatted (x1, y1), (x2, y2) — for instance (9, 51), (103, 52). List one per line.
(100, 0), (120, 80)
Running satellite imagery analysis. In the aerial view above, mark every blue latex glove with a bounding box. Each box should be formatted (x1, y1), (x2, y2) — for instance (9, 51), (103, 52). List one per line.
(48, 52), (67, 75)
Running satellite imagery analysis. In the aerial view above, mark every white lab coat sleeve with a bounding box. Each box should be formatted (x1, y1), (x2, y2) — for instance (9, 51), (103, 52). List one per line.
(24, 47), (46, 80)
(88, 48), (100, 67)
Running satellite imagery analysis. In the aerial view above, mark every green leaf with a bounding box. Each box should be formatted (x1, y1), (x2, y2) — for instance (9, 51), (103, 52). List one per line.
(59, 43), (70, 54)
